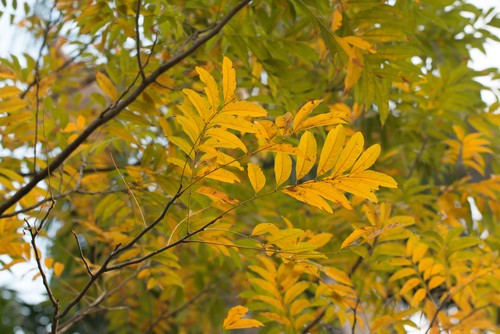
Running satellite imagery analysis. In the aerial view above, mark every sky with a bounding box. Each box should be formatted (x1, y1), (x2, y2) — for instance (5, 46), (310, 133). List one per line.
(0, 0), (499, 328)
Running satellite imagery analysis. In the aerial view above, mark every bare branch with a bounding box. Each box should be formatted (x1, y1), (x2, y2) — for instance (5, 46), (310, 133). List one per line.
(72, 230), (93, 277)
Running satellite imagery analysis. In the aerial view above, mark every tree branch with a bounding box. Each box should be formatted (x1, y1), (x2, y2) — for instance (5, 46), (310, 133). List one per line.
(0, 0), (251, 216)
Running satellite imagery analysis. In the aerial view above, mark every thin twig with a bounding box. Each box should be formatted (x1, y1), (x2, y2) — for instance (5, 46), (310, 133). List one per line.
(58, 266), (143, 333)
(25, 201), (59, 332)
(72, 230), (93, 277)
(135, 0), (145, 80)
(0, 0), (251, 216)
(301, 306), (328, 334)
(33, 6), (56, 175)
(143, 282), (215, 334)
(110, 152), (147, 226)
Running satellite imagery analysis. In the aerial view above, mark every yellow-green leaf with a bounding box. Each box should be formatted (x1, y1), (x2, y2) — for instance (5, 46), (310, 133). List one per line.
(284, 281), (310, 305)
(252, 223), (279, 236)
(223, 305), (264, 330)
(274, 153), (292, 187)
(296, 131), (317, 180)
(266, 228), (304, 248)
(317, 125), (345, 177)
(332, 132), (364, 176)
(248, 163), (266, 194)
(96, 71), (118, 100)
(168, 136), (194, 159)
(222, 56), (236, 103)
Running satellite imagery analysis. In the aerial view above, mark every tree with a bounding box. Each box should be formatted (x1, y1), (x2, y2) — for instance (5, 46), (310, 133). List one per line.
(0, 0), (499, 333)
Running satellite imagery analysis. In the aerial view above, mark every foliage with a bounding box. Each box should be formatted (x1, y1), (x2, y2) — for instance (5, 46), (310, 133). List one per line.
(0, 0), (499, 333)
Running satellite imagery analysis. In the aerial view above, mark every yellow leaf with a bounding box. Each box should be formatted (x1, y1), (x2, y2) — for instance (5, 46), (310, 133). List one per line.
(222, 101), (267, 117)
(266, 228), (304, 248)
(295, 111), (348, 132)
(96, 71), (118, 100)
(324, 266), (352, 286)
(412, 243), (429, 263)
(328, 178), (378, 202)
(343, 36), (377, 54)
(293, 100), (322, 133)
(282, 186), (333, 213)
(284, 281), (309, 305)
(53, 262), (65, 278)
(428, 276), (445, 290)
(331, 6), (343, 31)
(176, 115), (201, 144)
(205, 128), (247, 153)
(222, 56), (236, 104)
(254, 295), (286, 312)
(255, 120), (278, 142)
(350, 144), (381, 173)
(351, 170), (398, 189)
(183, 88), (210, 122)
(296, 131), (317, 180)
(301, 181), (352, 209)
(196, 186), (239, 205)
(344, 49), (364, 91)
(317, 125), (345, 177)
(252, 223), (279, 236)
(168, 136), (194, 159)
(308, 233), (333, 247)
(290, 299), (310, 316)
(274, 153), (292, 187)
(411, 288), (426, 307)
(399, 278), (421, 295)
(44, 257), (53, 268)
(0, 85), (21, 98)
(0, 97), (27, 113)
(211, 114), (257, 133)
(341, 228), (369, 249)
(248, 163), (266, 194)
(196, 66), (220, 114)
(275, 112), (293, 136)
(389, 268), (417, 282)
(196, 167), (240, 184)
(262, 143), (303, 156)
(332, 132), (364, 176)
(261, 312), (291, 326)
